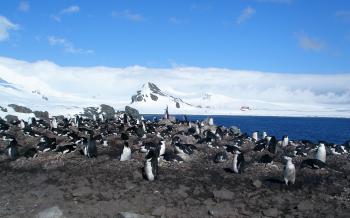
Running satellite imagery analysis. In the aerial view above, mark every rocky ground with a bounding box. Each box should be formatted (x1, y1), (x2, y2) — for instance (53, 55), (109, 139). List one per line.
(0, 119), (350, 218)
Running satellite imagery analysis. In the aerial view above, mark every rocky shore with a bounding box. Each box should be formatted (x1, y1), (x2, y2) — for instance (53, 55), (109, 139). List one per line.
(0, 107), (350, 218)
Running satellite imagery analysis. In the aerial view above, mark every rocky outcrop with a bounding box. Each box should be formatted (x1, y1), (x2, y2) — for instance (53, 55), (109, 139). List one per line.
(8, 104), (32, 113)
(34, 111), (49, 120)
(125, 106), (141, 119)
(100, 104), (115, 119)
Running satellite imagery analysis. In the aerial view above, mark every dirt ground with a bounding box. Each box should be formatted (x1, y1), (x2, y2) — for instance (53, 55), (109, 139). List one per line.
(1, 135), (350, 218)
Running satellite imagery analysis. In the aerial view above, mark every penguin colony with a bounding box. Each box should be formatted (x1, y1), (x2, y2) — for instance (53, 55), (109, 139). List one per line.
(1, 109), (349, 184)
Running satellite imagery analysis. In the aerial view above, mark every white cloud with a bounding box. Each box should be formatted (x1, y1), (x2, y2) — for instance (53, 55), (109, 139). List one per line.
(112, 10), (144, 21)
(0, 56), (349, 110)
(236, 7), (256, 24)
(296, 32), (325, 52)
(0, 15), (19, 41)
(18, 1), (30, 12)
(51, 5), (80, 22)
(61, 6), (80, 14)
(47, 36), (94, 54)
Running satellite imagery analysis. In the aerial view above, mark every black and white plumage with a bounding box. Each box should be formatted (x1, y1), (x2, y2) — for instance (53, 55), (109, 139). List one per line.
(37, 137), (57, 152)
(83, 134), (97, 158)
(254, 138), (268, 152)
(232, 150), (245, 174)
(259, 154), (274, 165)
(174, 143), (196, 160)
(143, 148), (159, 181)
(23, 147), (37, 158)
(56, 143), (76, 154)
(252, 131), (259, 142)
(281, 135), (289, 147)
(6, 139), (19, 160)
(214, 151), (228, 163)
(267, 136), (278, 154)
(120, 142), (131, 161)
(283, 156), (296, 185)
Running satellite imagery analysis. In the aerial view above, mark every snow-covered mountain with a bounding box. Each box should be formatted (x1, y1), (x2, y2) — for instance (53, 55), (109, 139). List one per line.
(0, 56), (349, 118)
(129, 82), (204, 114)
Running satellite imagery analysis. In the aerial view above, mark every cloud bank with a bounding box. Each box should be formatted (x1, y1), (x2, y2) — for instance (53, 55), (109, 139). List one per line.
(0, 56), (349, 116)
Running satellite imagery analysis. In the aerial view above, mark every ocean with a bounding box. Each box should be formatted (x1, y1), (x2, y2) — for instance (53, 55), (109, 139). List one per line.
(143, 115), (350, 144)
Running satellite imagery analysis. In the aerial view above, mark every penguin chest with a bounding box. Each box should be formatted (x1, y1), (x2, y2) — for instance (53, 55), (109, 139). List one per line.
(120, 147), (131, 161)
(145, 160), (155, 181)
(284, 164), (295, 180)
(83, 146), (88, 156)
(232, 157), (239, 173)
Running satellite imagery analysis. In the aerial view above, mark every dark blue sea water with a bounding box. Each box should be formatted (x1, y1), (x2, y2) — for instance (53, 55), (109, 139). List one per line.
(143, 115), (350, 144)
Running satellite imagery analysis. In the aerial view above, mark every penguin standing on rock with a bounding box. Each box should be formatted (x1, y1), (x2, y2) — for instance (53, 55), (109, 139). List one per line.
(83, 132), (97, 158)
(143, 148), (159, 181)
(120, 141), (131, 161)
(283, 156), (296, 185)
(315, 142), (326, 163)
(6, 138), (19, 160)
(282, 135), (289, 147)
(232, 150), (245, 173)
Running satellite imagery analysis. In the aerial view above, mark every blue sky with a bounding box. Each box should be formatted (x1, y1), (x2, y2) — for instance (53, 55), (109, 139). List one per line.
(0, 0), (350, 73)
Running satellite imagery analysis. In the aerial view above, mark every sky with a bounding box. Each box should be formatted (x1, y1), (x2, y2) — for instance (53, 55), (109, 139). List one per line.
(0, 0), (350, 73)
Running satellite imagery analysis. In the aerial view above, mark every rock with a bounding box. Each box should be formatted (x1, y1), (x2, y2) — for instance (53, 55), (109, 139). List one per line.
(34, 111), (49, 120)
(100, 104), (115, 119)
(212, 188), (234, 200)
(229, 126), (241, 135)
(252, 179), (262, 188)
(151, 206), (166, 216)
(5, 115), (18, 123)
(8, 104), (32, 113)
(36, 206), (64, 218)
(117, 212), (155, 218)
(82, 107), (98, 119)
(0, 106), (7, 112)
(263, 208), (280, 217)
(125, 106), (141, 119)
(297, 200), (314, 211)
(150, 93), (158, 101)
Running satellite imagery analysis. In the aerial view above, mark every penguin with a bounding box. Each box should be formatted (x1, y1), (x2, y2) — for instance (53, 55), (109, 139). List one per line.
(23, 147), (37, 158)
(120, 141), (131, 161)
(6, 138), (19, 160)
(214, 151), (228, 163)
(282, 135), (289, 147)
(84, 133), (97, 158)
(267, 136), (278, 154)
(208, 117), (214, 126)
(174, 143), (196, 161)
(19, 120), (26, 129)
(283, 156), (296, 185)
(252, 131), (259, 142)
(315, 142), (326, 163)
(50, 117), (58, 130)
(259, 154), (274, 165)
(232, 150), (245, 174)
(159, 140), (166, 156)
(164, 106), (169, 120)
(143, 148), (159, 181)
(56, 143), (76, 154)
(261, 131), (267, 139)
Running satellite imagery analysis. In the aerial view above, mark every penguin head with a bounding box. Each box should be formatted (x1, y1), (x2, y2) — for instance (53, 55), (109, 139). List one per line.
(283, 156), (293, 163)
(145, 148), (159, 160)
